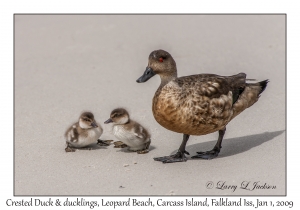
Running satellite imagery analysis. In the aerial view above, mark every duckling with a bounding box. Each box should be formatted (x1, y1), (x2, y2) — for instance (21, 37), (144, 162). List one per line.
(104, 108), (151, 154)
(65, 112), (108, 152)
(136, 49), (268, 163)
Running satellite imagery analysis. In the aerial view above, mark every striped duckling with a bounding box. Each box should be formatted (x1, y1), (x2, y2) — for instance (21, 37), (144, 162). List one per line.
(65, 112), (110, 152)
(104, 108), (151, 154)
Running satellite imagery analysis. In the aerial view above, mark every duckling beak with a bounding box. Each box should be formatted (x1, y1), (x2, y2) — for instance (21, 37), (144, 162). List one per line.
(104, 118), (113, 124)
(136, 67), (156, 83)
(91, 122), (98, 128)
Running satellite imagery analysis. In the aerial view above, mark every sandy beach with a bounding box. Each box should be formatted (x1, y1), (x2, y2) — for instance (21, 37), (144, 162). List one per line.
(14, 15), (285, 196)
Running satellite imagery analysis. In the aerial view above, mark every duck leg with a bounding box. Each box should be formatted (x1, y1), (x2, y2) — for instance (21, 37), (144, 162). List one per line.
(97, 139), (113, 146)
(113, 141), (128, 148)
(65, 142), (76, 152)
(192, 127), (226, 160)
(137, 149), (149, 154)
(136, 140), (151, 154)
(154, 134), (190, 163)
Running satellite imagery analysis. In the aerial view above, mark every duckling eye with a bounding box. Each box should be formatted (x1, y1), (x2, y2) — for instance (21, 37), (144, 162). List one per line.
(159, 57), (163, 62)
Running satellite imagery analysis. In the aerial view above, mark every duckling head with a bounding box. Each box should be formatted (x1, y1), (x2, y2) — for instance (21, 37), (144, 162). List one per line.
(104, 108), (129, 125)
(136, 49), (177, 84)
(79, 112), (98, 129)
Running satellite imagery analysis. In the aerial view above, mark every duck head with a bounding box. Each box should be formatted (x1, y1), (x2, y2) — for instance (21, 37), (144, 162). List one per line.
(79, 112), (98, 129)
(136, 49), (177, 84)
(104, 108), (129, 125)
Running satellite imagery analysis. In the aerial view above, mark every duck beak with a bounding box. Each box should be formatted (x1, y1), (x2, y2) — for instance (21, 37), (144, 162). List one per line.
(104, 118), (113, 124)
(91, 122), (98, 128)
(136, 67), (156, 83)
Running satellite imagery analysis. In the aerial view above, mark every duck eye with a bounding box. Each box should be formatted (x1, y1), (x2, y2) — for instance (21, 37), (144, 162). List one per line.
(159, 57), (163, 62)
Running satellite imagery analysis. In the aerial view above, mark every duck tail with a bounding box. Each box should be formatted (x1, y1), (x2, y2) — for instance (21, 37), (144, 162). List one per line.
(258, 79), (269, 95)
(231, 79), (269, 119)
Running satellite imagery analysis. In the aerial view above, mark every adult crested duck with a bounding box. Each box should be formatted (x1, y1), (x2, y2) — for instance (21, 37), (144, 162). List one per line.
(136, 49), (268, 163)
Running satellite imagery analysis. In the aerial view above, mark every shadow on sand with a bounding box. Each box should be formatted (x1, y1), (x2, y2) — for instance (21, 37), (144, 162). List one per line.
(169, 130), (285, 159)
(74, 140), (114, 151)
(115, 145), (156, 153)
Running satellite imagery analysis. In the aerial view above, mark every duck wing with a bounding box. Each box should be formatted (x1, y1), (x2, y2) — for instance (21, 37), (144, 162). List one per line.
(175, 73), (246, 105)
(133, 123), (149, 140)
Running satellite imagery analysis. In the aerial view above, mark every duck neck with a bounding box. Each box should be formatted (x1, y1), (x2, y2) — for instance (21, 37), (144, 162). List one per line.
(159, 69), (178, 87)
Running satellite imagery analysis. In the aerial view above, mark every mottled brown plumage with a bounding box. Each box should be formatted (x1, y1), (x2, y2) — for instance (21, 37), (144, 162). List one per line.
(137, 49), (268, 162)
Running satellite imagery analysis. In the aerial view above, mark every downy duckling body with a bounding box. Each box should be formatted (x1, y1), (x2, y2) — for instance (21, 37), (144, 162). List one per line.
(104, 108), (151, 154)
(65, 112), (103, 152)
(136, 49), (269, 163)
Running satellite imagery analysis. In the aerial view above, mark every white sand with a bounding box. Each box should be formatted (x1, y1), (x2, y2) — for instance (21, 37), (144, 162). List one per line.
(14, 15), (285, 195)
